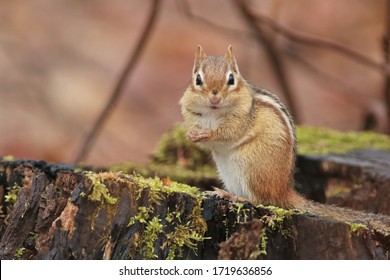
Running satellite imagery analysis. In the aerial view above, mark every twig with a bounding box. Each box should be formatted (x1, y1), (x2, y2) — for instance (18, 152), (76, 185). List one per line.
(74, 0), (161, 163)
(233, 0), (299, 122)
(287, 51), (367, 108)
(181, 0), (390, 78)
(253, 10), (390, 76)
(177, 0), (248, 40)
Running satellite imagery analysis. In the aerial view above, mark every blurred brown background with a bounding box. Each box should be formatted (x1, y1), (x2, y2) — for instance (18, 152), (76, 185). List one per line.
(0, 0), (389, 165)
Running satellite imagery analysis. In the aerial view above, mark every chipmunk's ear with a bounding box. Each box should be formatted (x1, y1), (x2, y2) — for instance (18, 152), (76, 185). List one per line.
(225, 45), (240, 74)
(193, 45), (206, 73)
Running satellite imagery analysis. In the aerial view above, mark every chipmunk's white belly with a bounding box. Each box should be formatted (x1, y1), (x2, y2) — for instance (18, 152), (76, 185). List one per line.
(198, 113), (251, 198)
(213, 150), (250, 199)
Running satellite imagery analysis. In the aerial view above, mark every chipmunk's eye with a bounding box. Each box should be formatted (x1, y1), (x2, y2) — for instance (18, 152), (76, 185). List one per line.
(195, 74), (203, 86)
(227, 73), (235, 86)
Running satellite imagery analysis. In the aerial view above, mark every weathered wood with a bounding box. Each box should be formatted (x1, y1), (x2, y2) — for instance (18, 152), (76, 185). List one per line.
(0, 159), (389, 260)
(296, 149), (390, 215)
(111, 148), (390, 216)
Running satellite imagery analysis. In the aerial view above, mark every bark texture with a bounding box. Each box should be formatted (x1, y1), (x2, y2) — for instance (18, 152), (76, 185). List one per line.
(0, 158), (389, 260)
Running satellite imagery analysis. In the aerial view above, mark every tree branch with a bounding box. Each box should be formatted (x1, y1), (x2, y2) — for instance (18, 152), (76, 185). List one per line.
(74, 0), (161, 164)
(233, 0), (299, 122)
(182, 0), (390, 77)
(288, 52), (367, 109)
(177, 0), (248, 40)
(252, 9), (390, 76)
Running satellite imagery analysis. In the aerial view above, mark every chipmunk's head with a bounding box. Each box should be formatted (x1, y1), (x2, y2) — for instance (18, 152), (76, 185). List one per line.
(181, 45), (249, 115)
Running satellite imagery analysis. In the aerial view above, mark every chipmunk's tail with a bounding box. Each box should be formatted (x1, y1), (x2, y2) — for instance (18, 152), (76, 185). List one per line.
(293, 194), (390, 234)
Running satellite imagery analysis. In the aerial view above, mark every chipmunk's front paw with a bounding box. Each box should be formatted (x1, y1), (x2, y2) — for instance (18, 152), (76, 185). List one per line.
(207, 188), (237, 202)
(207, 188), (251, 204)
(187, 128), (212, 143)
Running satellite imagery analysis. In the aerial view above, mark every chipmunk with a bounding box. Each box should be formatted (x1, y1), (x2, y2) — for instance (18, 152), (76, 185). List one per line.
(180, 45), (390, 233)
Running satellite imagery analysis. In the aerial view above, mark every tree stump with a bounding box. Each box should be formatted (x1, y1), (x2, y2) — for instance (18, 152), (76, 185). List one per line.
(0, 158), (389, 260)
(296, 149), (390, 215)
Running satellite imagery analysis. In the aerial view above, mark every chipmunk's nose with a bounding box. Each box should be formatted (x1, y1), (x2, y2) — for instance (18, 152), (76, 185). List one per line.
(209, 94), (221, 108)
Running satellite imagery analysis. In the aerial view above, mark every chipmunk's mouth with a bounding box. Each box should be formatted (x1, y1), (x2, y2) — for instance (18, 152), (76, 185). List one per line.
(210, 105), (218, 110)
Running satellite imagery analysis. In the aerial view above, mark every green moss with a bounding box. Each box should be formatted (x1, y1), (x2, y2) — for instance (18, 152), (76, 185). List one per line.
(153, 125), (390, 163)
(325, 185), (352, 198)
(120, 174), (208, 260)
(259, 205), (303, 237)
(349, 223), (369, 236)
(110, 162), (218, 187)
(235, 203), (245, 223)
(297, 126), (390, 155)
(154, 125), (390, 166)
(259, 228), (268, 256)
(73, 167), (85, 173)
(165, 211), (181, 223)
(128, 206), (151, 227)
(74, 171), (208, 259)
(232, 202), (256, 224)
(152, 124), (212, 169)
(5, 184), (21, 204)
(5, 192), (18, 204)
(82, 172), (128, 232)
(262, 205), (296, 224)
(165, 207), (208, 261)
(108, 124), (390, 259)
(110, 125), (390, 194)
(140, 217), (164, 259)
(84, 171), (118, 205)
(165, 224), (206, 260)
(134, 176), (202, 198)
(14, 247), (26, 259)
(2, 155), (15, 161)
(243, 205), (304, 257)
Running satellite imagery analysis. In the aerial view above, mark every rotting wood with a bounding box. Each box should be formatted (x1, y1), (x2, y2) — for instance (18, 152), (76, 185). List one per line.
(297, 149), (390, 215)
(0, 159), (389, 260)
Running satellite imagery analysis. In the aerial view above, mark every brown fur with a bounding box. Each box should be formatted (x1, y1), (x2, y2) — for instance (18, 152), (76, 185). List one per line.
(180, 46), (390, 233)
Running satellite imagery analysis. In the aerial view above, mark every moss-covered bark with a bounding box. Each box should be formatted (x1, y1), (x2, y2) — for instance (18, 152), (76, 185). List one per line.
(1, 125), (390, 259)
(1, 159), (389, 260)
